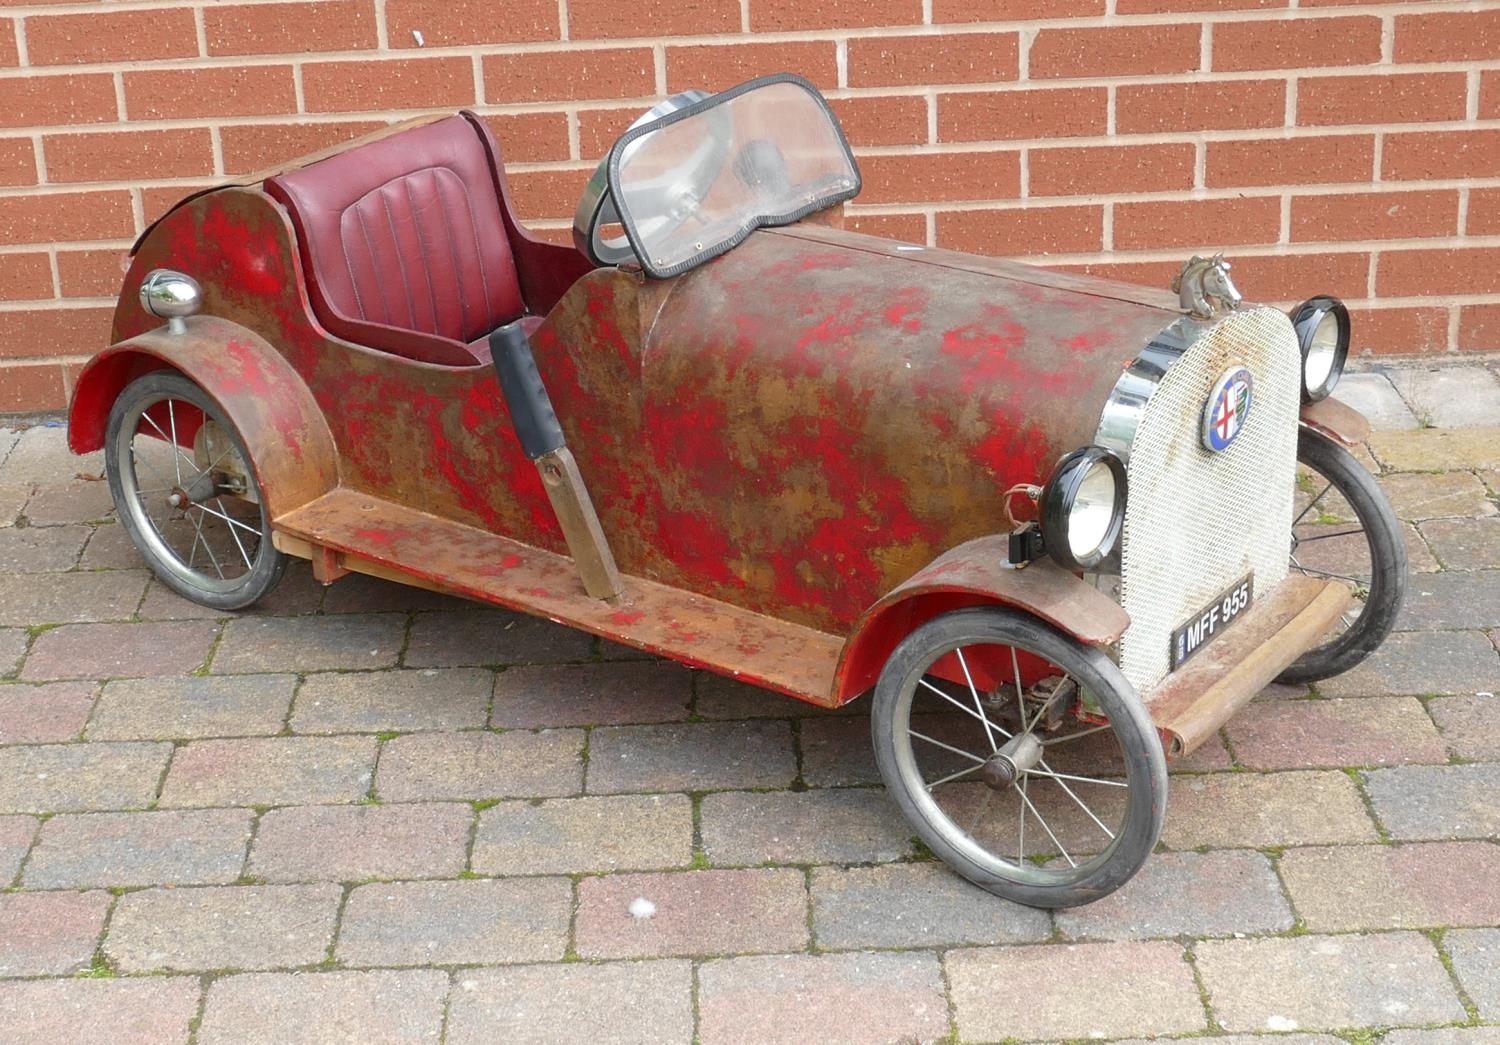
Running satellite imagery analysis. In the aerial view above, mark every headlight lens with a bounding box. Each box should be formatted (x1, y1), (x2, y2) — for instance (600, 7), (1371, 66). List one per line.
(1040, 446), (1126, 571)
(1290, 296), (1349, 402)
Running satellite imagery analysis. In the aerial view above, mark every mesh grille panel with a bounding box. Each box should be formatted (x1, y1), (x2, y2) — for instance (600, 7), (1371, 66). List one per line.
(1118, 306), (1301, 693)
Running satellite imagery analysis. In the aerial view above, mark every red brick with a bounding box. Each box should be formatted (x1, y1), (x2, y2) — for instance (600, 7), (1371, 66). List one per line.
(58, 249), (129, 299)
(1298, 73), (1467, 127)
(1030, 143), (1195, 197)
(1395, 9), (1500, 64)
(848, 33), (1018, 88)
(125, 66), (298, 120)
(1484, 71), (1500, 119)
(44, 128), (214, 183)
(1232, 251), (1370, 302)
(1030, 24), (1200, 80)
(828, 95), (928, 148)
(0, 74), (116, 128)
(1115, 196), (1280, 250)
(0, 307), (113, 360)
(845, 211), (926, 243)
(1383, 130), (1500, 182)
(303, 57), (475, 114)
(571, 0), (737, 38)
(1459, 305), (1500, 351)
(0, 137), (35, 186)
(2, 190), (134, 245)
(0, 362), (68, 413)
(0, 18), (16, 66)
(938, 88), (1105, 142)
(1056, 258), (1181, 291)
(577, 107), (645, 161)
(0, 253), (53, 301)
(506, 168), (592, 223)
(1116, 80), (1284, 134)
(1206, 135), (1374, 187)
(751, 0), (921, 31)
(479, 112), (573, 164)
(936, 0), (1103, 18)
(1379, 248), (1500, 299)
(387, 0), (557, 47)
(1349, 306), (1450, 357)
(484, 48), (654, 103)
(1119, 0), (1284, 10)
(26, 8), (197, 65)
(936, 205), (1102, 256)
(1291, 191), (1458, 244)
(1300, 0), (1405, 6)
(857, 151), (1020, 205)
(219, 120), (387, 176)
(206, 0), (376, 55)
(143, 184), (216, 226)
(1212, 15), (1382, 71)
(666, 41), (837, 93)
(1469, 188), (1500, 236)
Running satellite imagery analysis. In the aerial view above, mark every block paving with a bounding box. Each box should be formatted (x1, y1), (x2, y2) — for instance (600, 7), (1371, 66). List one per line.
(0, 365), (1497, 1043)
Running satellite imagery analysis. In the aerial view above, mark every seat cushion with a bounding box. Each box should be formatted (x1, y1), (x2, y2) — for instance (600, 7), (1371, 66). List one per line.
(266, 116), (526, 365)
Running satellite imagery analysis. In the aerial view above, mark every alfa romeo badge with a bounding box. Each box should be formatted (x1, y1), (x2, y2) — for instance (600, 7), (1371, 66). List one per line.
(1202, 366), (1253, 452)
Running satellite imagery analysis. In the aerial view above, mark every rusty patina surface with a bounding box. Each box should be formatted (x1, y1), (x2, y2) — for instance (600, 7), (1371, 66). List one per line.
(1300, 395), (1372, 446)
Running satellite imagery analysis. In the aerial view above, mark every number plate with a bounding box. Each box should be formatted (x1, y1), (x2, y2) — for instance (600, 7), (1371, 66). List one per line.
(1170, 574), (1254, 670)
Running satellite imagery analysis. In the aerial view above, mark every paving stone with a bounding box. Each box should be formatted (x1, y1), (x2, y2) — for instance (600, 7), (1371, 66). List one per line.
(0, 741), (170, 814)
(20, 482), (116, 525)
(1420, 517), (1500, 570)
(248, 802), (471, 882)
(1446, 928), (1500, 1022)
(0, 426), (17, 465)
(1225, 696), (1449, 769)
(0, 977), (199, 1045)
(104, 883), (342, 973)
(1109, 1037), (1344, 1045)
(490, 661), (692, 728)
(801, 716), (880, 786)
(0, 626), (25, 676)
(404, 607), (593, 667)
(21, 620), (220, 680)
(0, 681), (96, 744)
(597, 637), (659, 661)
(1365, 762), (1500, 840)
(447, 960), (693, 1045)
(811, 862), (1050, 949)
(0, 524), (89, 571)
(1484, 468), (1500, 496)
(1055, 850), (1292, 941)
(1195, 932), (1465, 1032)
(1280, 841), (1500, 931)
(695, 672), (857, 719)
(0, 570), (148, 626)
(1400, 571), (1500, 631)
(1384, 1030), (1500, 1045)
(1382, 471), (1499, 522)
(213, 613), (405, 673)
(135, 578), (232, 621)
(575, 868), (808, 959)
(0, 426), (102, 486)
(159, 735), (376, 807)
(698, 951), (948, 1045)
(1404, 520), (1443, 573)
(588, 720), (797, 793)
(197, 969), (448, 1045)
(1319, 630), (1500, 697)
(138, 562), (323, 620)
(320, 572), (468, 614)
(701, 788), (913, 865)
(471, 793), (691, 875)
(375, 729), (582, 801)
(1161, 770), (1378, 849)
(25, 808), (253, 888)
(1370, 427), (1500, 472)
(1427, 693), (1500, 760)
(1390, 366), (1500, 429)
(337, 877), (571, 966)
(1335, 372), (1419, 431)
(0, 890), (111, 976)
(0, 485), (25, 527)
(79, 521), (146, 569)
(89, 674), (295, 740)
(947, 941), (1205, 1041)
(292, 667), (490, 733)
(0, 815), (36, 885)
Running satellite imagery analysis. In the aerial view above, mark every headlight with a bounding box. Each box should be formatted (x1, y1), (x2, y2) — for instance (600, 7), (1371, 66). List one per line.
(1040, 446), (1126, 571)
(1290, 296), (1349, 403)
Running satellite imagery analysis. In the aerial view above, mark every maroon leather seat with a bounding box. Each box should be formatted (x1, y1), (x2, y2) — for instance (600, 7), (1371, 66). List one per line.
(266, 114), (540, 367)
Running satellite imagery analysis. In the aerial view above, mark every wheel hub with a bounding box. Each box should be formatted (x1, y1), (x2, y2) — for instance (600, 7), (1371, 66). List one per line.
(979, 731), (1043, 791)
(166, 470), (217, 508)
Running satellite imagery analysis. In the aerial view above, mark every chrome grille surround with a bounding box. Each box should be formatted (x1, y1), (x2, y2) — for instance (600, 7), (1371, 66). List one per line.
(1109, 305), (1302, 694)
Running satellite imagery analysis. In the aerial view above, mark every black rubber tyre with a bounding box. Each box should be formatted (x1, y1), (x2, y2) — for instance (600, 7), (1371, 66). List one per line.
(105, 371), (287, 611)
(1277, 427), (1407, 684)
(871, 607), (1167, 909)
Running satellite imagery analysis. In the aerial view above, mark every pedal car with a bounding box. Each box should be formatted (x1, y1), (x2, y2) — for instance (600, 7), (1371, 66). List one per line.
(68, 74), (1406, 908)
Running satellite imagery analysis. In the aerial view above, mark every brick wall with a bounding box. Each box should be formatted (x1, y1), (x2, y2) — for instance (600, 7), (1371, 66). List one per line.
(1, 0), (1496, 412)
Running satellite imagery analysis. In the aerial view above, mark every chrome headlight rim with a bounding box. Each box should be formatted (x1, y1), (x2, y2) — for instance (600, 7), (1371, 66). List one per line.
(1040, 445), (1127, 572)
(1290, 295), (1349, 403)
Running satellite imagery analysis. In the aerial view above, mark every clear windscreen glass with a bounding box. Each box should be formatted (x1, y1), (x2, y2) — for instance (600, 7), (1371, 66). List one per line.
(609, 76), (860, 278)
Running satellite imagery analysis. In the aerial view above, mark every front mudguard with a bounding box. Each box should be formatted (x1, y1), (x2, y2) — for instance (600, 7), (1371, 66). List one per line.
(1299, 395), (1370, 447)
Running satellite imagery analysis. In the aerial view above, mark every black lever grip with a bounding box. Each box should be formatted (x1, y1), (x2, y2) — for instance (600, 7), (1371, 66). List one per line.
(490, 321), (565, 461)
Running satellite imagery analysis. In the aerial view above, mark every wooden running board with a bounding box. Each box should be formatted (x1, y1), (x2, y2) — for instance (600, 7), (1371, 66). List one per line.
(273, 489), (844, 705)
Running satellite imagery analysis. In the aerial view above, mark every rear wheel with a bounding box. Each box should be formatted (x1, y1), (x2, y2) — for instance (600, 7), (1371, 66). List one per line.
(871, 607), (1167, 909)
(105, 371), (286, 610)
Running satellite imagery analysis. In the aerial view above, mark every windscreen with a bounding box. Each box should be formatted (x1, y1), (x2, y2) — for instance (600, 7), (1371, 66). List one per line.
(608, 74), (861, 279)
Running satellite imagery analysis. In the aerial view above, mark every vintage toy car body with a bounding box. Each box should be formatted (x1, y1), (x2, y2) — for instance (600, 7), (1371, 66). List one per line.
(69, 76), (1406, 907)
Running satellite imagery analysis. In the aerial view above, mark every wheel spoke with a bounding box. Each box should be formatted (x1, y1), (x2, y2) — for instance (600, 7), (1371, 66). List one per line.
(917, 677), (1012, 738)
(955, 647), (1001, 754)
(1039, 723), (1113, 746)
(924, 764), (982, 791)
(1292, 480), (1333, 527)
(1016, 773), (1027, 865)
(186, 507), (226, 580)
(1034, 756), (1116, 840)
(1296, 527), (1365, 544)
(214, 497), (255, 570)
(1024, 768), (1128, 788)
(1015, 782), (1075, 867)
(908, 729), (987, 766)
(195, 498), (263, 538)
(1289, 560), (1366, 585)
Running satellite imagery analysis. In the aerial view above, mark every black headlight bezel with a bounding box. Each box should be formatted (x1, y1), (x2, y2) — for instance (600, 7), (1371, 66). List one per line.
(1039, 445), (1127, 572)
(1290, 295), (1349, 403)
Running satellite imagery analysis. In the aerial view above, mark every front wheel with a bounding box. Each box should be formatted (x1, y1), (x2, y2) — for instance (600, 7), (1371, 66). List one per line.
(871, 607), (1167, 909)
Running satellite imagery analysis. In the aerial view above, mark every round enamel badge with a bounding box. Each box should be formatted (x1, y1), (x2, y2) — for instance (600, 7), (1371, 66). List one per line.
(1202, 366), (1254, 452)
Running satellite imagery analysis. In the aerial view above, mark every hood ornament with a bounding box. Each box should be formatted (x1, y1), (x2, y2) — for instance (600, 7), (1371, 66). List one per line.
(1173, 254), (1242, 321)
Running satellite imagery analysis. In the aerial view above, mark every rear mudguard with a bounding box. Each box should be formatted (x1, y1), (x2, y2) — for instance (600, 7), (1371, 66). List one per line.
(1299, 395), (1370, 447)
(68, 315), (338, 521)
(832, 535), (1130, 704)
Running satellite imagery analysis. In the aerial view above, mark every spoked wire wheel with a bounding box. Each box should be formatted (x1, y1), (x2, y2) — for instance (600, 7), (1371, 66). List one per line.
(1279, 427), (1407, 683)
(105, 371), (286, 610)
(872, 607), (1166, 909)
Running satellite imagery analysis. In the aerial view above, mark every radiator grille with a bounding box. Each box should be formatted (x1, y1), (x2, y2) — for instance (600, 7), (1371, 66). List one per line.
(1117, 306), (1301, 694)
